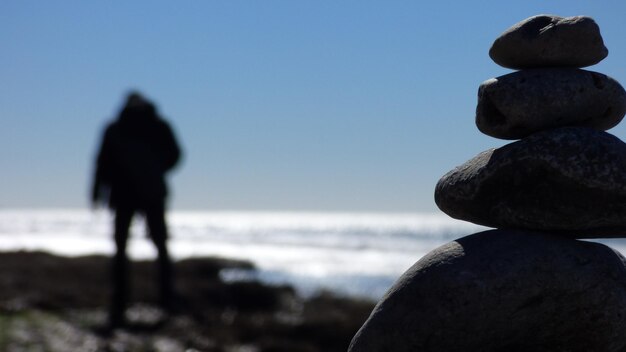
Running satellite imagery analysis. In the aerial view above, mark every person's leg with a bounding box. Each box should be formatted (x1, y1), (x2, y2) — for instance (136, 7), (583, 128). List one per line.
(111, 206), (134, 327)
(145, 202), (174, 312)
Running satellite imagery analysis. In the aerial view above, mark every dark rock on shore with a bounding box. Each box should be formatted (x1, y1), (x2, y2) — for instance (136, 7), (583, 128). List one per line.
(476, 68), (626, 139)
(349, 230), (626, 352)
(0, 251), (375, 352)
(434, 127), (626, 237)
(489, 15), (608, 69)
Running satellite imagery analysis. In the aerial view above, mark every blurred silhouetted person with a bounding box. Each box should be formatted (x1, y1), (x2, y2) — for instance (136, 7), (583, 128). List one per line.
(91, 91), (182, 328)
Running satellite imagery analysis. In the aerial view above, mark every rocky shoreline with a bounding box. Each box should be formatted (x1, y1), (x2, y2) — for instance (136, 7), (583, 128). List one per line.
(0, 251), (374, 352)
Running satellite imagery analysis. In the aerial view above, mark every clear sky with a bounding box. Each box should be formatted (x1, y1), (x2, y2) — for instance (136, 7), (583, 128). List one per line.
(2, 1), (626, 212)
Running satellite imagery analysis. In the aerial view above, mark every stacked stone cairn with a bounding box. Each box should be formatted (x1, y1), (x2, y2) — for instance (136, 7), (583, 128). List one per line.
(349, 15), (626, 352)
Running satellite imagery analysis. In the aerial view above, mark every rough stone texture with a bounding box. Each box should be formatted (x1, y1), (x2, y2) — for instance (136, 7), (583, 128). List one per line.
(349, 230), (626, 352)
(489, 15), (608, 69)
(476, 68), (626, 140)
(434, 127), (626, 237)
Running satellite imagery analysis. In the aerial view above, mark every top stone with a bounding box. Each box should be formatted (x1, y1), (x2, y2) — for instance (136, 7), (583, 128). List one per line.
(489, 15), (608, 69)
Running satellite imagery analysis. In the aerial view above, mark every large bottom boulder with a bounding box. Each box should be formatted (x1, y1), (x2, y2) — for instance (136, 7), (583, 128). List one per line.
(349, 230), (626, 352)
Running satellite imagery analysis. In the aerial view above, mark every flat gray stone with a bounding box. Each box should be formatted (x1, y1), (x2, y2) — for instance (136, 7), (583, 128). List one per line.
(435, 127), (626, 237)
(349, 230), (626, 352)
(476, 68), (626, 139)
(489, 15), (608, 69)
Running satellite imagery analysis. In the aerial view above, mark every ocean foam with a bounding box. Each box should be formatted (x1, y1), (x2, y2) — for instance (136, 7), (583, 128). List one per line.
(3, 209), (624, 298)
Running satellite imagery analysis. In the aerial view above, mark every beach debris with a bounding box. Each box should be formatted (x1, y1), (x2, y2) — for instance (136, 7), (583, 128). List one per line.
(350, 15), (626, 351)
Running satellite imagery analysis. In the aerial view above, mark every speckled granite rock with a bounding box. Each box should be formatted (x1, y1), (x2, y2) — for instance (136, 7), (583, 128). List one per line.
(434, 127), (626, 237)
(489, 15), (608, 69)
(349, 230), (626, 352)
(476, 68), (626, 139)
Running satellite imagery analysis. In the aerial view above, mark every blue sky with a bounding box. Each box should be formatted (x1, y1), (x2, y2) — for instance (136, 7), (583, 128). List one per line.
(2, 1), (626, 212)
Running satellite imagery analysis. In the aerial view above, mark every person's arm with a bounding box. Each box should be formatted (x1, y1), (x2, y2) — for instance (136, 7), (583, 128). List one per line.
(91, 126), (114, 208)
(160, 121), (182, 172)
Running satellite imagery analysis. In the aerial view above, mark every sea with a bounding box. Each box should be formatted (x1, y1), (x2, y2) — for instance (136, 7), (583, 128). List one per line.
(2, 209), (626, 300)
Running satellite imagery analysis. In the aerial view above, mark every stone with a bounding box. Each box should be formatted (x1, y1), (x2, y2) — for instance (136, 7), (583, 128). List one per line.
(489, 15), (608, 69)
(476, 68), (626, 139)
(434, 127), (626, 237)
(348, 230), (626, 352)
